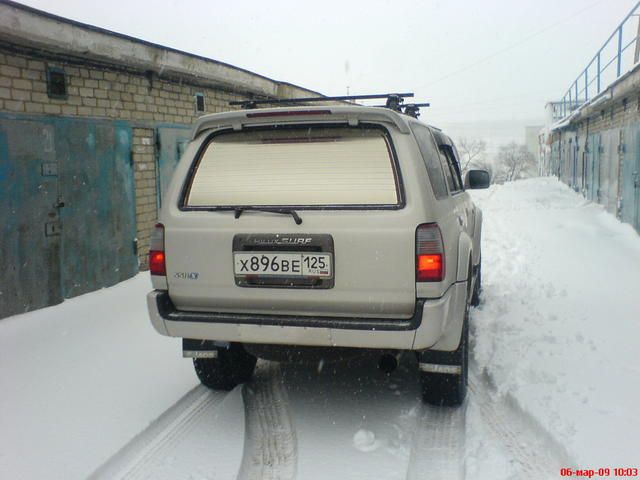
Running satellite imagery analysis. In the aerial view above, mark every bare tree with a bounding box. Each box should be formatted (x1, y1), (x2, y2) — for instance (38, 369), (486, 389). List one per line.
(457, 138), (487, 175)
(494, 142), (537, 183)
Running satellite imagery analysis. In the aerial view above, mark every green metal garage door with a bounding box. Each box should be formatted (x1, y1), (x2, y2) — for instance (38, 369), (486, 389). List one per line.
(622, 125), (640, 233)
(0, 115), (137, 319)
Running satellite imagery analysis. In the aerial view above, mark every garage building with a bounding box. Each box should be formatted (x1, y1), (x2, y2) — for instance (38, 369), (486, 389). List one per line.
(0, 0), (322, 318)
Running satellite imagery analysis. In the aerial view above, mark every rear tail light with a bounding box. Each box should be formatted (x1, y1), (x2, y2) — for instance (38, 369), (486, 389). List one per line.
(416, 223), (445, 282)
(149, 223), (166, 276)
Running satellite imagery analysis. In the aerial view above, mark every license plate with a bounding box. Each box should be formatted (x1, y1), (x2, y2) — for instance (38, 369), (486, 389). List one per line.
(233, 252), (332, 278)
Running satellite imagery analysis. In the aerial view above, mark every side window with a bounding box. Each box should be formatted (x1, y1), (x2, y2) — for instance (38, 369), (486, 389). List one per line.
(439, 145), (464, 193)
(437, 149), (456, 193)
(451, 145), (464, 180)
(409, 124), (448, 199)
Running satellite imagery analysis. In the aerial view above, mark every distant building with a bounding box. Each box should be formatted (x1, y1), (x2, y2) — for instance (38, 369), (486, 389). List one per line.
(0, 0), (323, 318)
(524, 125), (543, 157)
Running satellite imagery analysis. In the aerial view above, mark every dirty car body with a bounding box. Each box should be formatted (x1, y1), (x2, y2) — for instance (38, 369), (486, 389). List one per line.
(146, 105), (489, 405)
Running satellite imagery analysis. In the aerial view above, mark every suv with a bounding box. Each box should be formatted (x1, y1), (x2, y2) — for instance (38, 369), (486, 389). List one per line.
(146, 102), (489, 406)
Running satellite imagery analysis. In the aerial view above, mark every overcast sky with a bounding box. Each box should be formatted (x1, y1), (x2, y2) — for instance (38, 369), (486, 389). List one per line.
(18, 0), (639, 144)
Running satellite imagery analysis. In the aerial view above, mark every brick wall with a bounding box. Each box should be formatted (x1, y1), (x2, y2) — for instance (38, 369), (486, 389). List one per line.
(132, 128), (157, 269)
(0, 49), (244, 122)
(585, 96), (640, 134)
(1, 47), (251, 269)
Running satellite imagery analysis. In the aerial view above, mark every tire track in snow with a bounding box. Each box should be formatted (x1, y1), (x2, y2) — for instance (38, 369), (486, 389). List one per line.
(405, 366), (571, 479)
(405, 402), (467, 480)
(237, 361), (297, 480)
(467, 369), (571, 479)
(280, 355), (423, 480)
(89, 385), (229, 480)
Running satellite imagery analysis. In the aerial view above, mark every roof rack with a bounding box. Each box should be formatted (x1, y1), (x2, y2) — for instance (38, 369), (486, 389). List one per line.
(370, 102), (431, 118)
(401, 103), (431, 118)
(229, 92), (430, 118)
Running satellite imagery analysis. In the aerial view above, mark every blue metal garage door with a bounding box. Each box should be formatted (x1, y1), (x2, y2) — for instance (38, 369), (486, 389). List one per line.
(0, 117), (61, 316)
(585, 133), (600, 202)
(56, 118), (137, 299)
(622, 125), (640, 233)
(0, 115), (137, 318)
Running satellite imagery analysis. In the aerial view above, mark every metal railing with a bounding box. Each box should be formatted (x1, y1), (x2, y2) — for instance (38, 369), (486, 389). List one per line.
(558, 1), (640, 120)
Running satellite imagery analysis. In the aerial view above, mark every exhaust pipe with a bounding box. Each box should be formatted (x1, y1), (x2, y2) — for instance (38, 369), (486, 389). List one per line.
(378, 354), (398, 374)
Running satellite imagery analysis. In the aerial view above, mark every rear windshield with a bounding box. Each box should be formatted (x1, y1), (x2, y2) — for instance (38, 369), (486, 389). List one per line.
(184, 126), (400, 208)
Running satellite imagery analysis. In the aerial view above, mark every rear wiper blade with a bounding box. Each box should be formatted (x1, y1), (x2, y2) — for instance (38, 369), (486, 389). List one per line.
(233, 207), (303, 225)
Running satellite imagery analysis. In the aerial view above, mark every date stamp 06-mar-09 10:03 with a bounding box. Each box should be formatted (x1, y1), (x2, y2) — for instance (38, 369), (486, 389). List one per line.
(560, 468), (639, 478)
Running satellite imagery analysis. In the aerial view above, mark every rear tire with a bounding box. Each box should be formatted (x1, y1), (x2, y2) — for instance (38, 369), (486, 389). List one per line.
(193, 343), (257, 390)
(419, 306), (469, 407)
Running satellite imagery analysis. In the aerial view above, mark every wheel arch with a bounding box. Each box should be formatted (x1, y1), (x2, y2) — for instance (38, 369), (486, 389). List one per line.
(425, 233), (471, 353)
(472, 208), (483, 267)
(456, 233), (473, 283)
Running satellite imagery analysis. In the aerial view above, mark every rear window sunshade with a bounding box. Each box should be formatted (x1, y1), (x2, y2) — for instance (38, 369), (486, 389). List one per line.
(182, 126), (402, 209)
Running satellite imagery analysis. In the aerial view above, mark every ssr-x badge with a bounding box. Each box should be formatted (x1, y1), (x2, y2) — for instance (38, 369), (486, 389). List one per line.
(174, 272), (199, 280)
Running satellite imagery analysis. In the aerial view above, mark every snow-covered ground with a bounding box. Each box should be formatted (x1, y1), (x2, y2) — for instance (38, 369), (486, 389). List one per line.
(1, 177), (639, 479)
(470, 177), (640, 467)
(0, 275), (198, 480)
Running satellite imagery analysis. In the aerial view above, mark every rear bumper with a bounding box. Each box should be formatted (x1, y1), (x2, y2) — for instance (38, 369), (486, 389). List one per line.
(147, 282), (466, 351)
